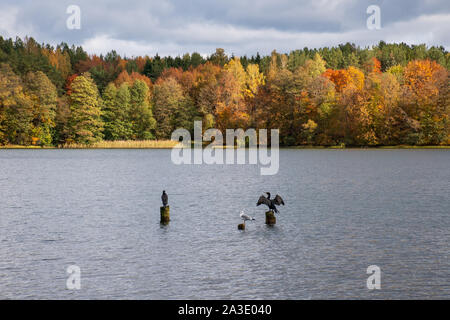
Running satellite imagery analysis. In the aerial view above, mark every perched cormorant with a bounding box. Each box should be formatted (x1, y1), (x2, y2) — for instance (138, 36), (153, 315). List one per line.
(161, 190), (168, 207)
(257, 192), (285, 213)
(240, 211), (255, 225)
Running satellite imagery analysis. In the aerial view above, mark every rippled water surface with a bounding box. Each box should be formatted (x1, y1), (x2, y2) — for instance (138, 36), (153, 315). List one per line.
(0, 149), (449, 299)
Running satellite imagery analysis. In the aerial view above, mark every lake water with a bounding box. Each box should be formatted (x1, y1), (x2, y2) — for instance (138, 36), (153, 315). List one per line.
(0, 149), (449, 299)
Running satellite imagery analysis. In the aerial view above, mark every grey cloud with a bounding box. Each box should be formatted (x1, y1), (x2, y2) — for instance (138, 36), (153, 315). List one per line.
(0, 0), (448, 56)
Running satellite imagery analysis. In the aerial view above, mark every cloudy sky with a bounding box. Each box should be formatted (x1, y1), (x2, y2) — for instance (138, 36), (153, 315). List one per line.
(0, 0), (448, 57)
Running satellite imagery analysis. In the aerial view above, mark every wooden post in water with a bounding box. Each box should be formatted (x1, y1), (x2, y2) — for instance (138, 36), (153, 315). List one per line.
(265, 211), (276, 225)
(238, 223), (245, 230)
(160, 206), (170, 224)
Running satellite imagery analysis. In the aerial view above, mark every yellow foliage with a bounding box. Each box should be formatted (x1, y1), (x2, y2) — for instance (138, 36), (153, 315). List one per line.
(347, 66), (365, 90)
(224, 57), (246, 95)
(42, 48), (72, 79)
(244, 63), (265, 98)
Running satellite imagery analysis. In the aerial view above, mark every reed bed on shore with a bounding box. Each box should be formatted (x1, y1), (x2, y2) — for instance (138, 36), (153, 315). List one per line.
(1, 142), (449, 149)
(62, 140), (178, 149)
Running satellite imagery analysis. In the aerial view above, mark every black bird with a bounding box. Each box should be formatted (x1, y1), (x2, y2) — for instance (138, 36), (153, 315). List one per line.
(161, 190), (168, 207)
(257, 192), (285, 213)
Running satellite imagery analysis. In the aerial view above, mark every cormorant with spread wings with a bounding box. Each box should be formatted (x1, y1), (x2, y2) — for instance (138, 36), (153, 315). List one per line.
(257, 192), (285, 213)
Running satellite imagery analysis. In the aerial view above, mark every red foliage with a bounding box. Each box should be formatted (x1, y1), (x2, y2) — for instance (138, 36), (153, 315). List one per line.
(65, 74), (78, 95)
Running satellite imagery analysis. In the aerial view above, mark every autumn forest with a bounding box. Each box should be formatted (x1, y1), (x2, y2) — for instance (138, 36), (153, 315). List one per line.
(0, 36), (449, 147)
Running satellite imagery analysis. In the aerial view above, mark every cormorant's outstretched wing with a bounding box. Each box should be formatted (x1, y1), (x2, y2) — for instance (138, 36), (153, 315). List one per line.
(257, 195), (271, 206)
(274, 194), (285, 205)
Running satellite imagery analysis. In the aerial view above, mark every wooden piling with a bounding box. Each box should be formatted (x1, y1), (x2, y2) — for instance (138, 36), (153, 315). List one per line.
(265, 211), (276, 225)
(160, 206), (170, 224)
(238, 223), (245, 230)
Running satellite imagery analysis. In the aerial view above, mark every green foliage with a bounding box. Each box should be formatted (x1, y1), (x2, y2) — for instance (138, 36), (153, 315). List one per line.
(0, 36), (65, 93)
(209, 48), (228, 66)
(129, 80), (156, 139)
(143, 55), (165, 81)
(153, 77), (199, 139)
(68, 73), (103, 144)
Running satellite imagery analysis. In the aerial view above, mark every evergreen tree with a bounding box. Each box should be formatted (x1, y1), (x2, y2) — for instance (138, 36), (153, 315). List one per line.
(129, 80), (156, 139)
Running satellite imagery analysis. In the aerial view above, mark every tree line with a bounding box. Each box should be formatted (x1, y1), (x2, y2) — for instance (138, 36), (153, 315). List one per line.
(0, 36), (448, 146)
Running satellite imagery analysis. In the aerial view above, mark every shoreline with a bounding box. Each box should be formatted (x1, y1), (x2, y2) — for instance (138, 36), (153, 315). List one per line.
(1, 144), (449, 150)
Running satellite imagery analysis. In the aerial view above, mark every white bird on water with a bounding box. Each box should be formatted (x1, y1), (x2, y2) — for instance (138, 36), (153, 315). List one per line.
(240, 211), (255, 225)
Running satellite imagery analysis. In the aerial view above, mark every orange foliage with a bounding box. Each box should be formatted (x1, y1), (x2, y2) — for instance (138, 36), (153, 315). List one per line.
(42, 48), (72, 78)
(65, 74), (78, 95)
(213, 71), (250, 131)
(323, 69), (351, 92)
(364, 57), (381, 74)
(159, 67), (202, 97)
(403, 59), (448, 112)
(196, 62), (222, 86)
(130, 72), (152, 89)
(135, 56), (149, 72)
(114, 70), (132, 86)
(116, 58), (127, 72)
(158, 67), (184, 84)
(114, 70), (152, 89)
(404, 60), (444, 91)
